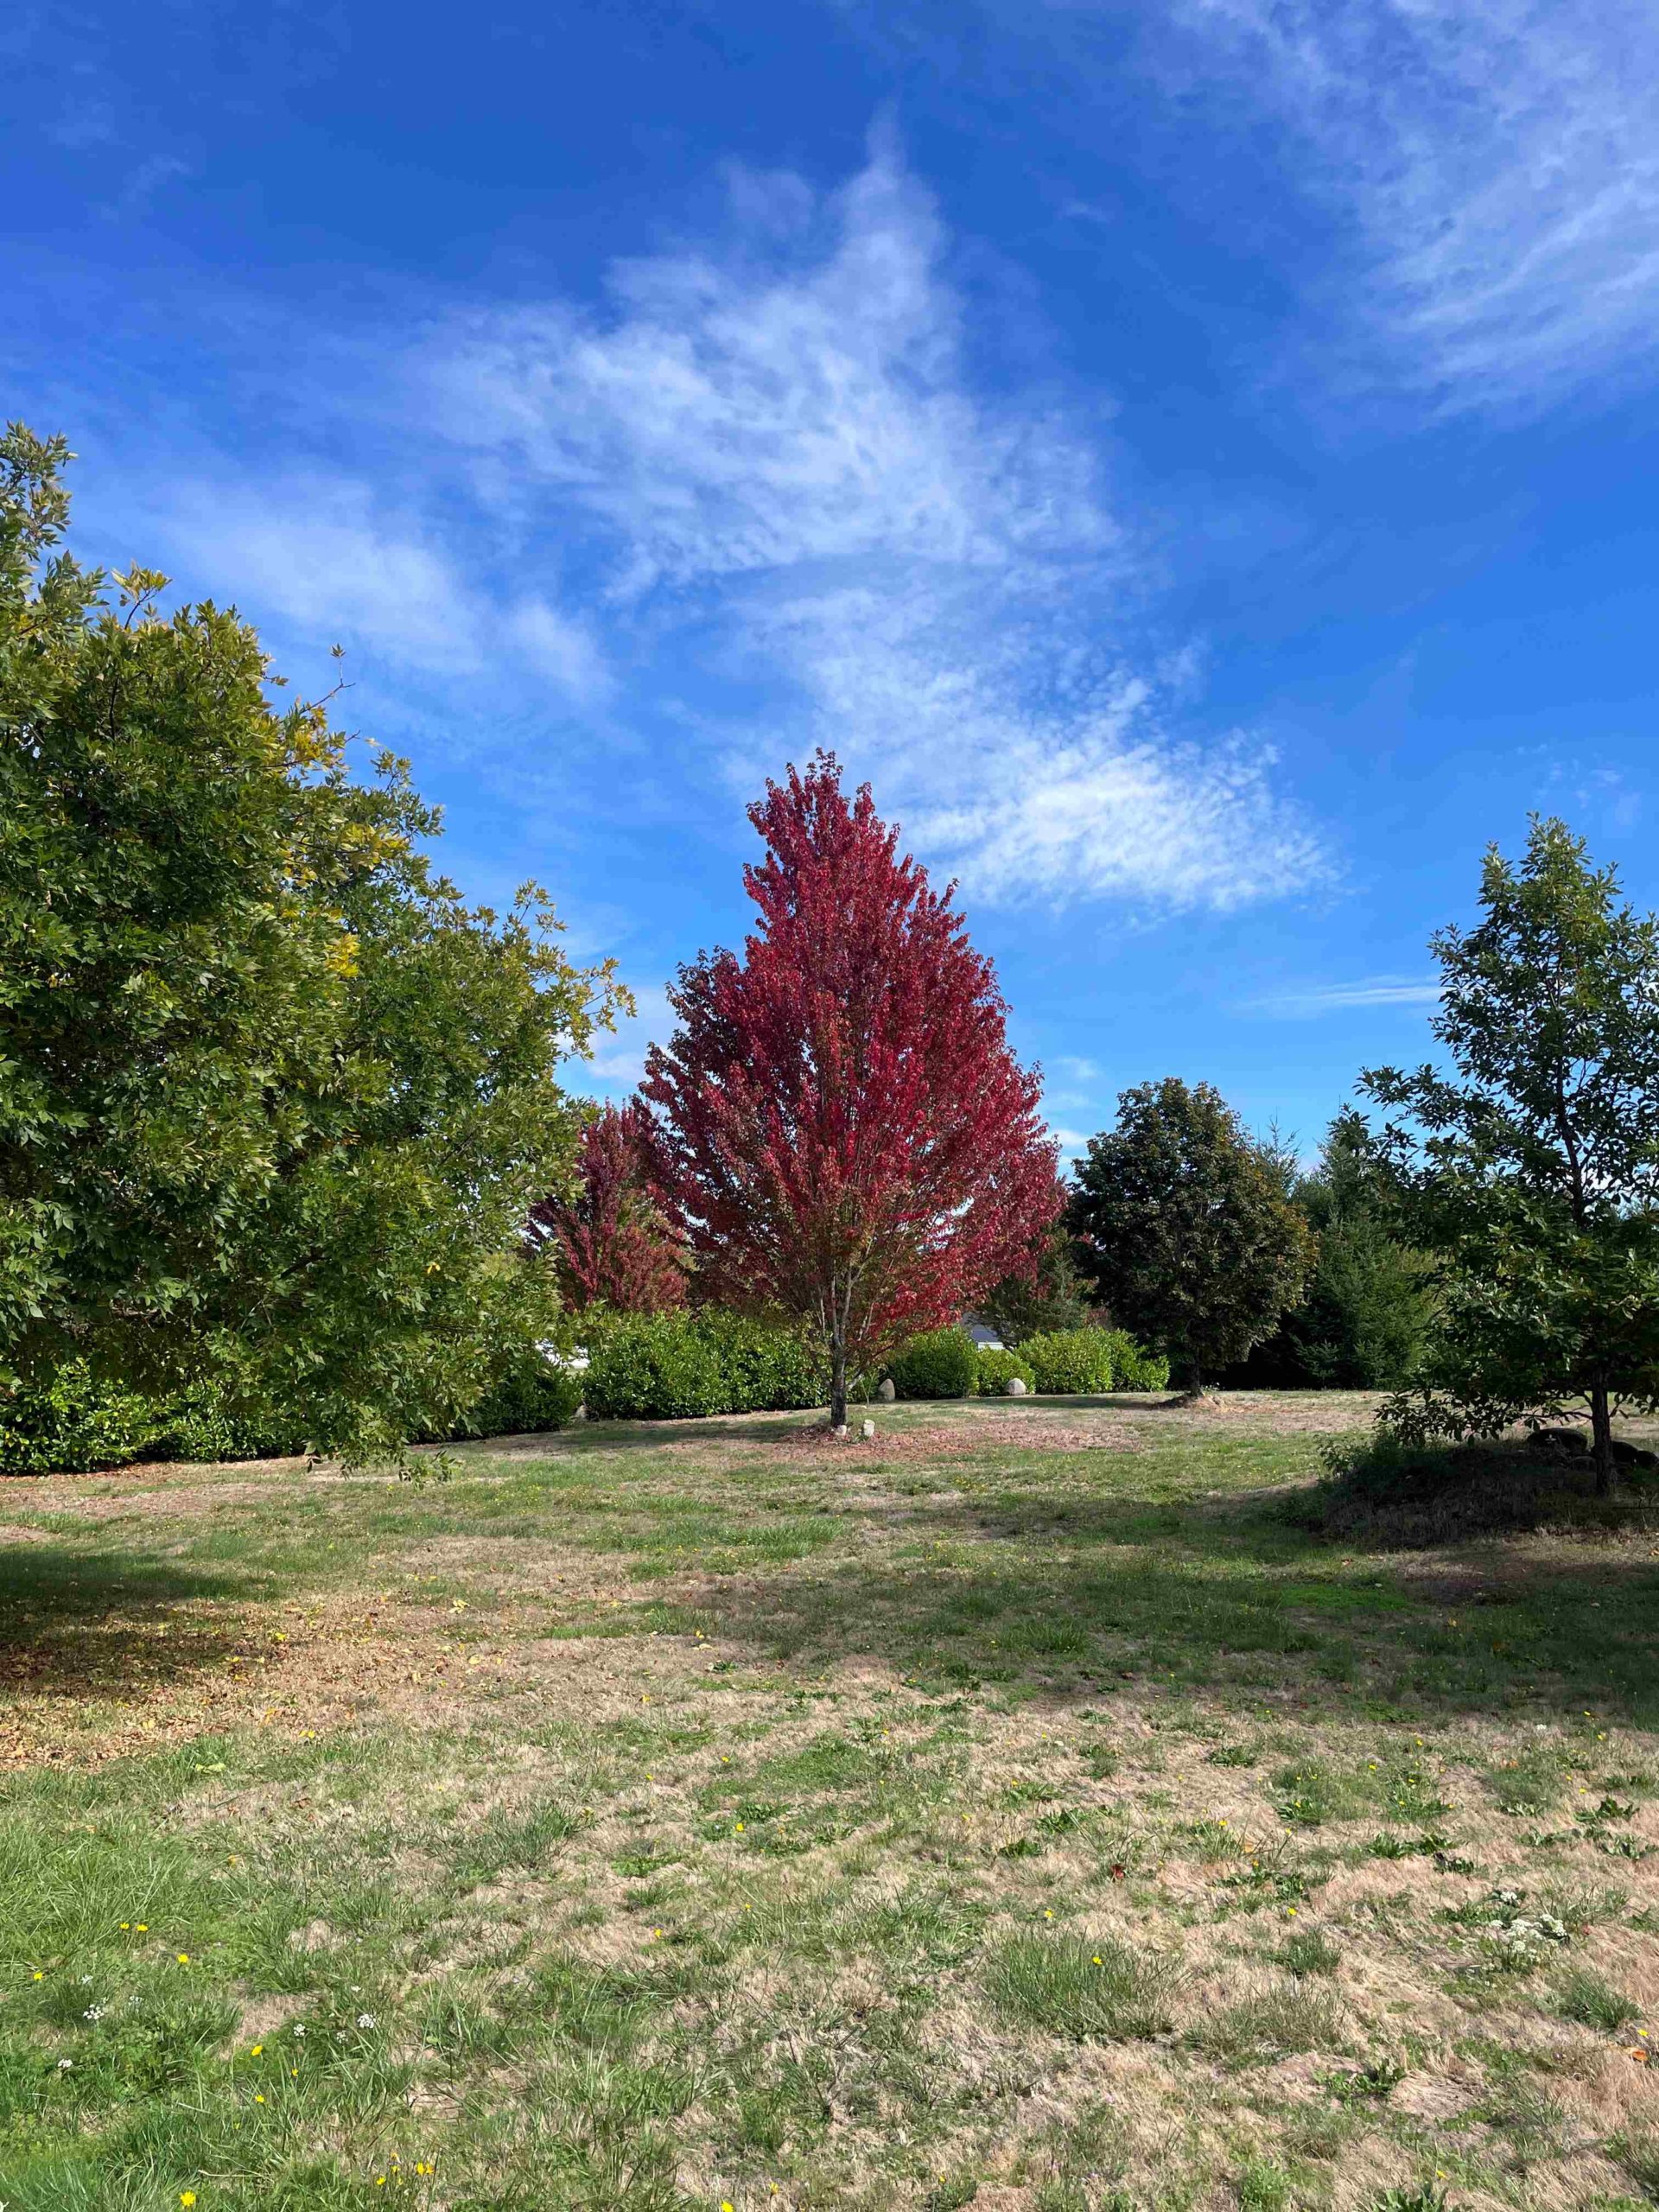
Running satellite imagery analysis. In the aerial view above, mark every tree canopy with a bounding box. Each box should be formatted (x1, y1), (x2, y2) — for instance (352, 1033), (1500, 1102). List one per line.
(1069, 1077), (1313, 1391)
(642, 753), (1058, 1427)
(1229, 1109), (1434, 1389)
(1364, 817), (1659, 1490)
(0, 424), (618, 1460)
(976, 1222), (1093, 1348)
(529, 1101), (688, 1315)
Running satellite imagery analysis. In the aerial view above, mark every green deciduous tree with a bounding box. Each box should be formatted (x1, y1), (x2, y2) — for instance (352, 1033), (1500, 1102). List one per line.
(1363, 817), (1659, 1493)
(1069, 1077), (1313, 1393)
(0, 424), (618, 1462)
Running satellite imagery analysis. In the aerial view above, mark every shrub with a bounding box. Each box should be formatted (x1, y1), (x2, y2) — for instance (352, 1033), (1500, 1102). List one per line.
(1100, 1328), (1171, 1391)
(442, 1354), (587, 1440)
(163, 1388), (309, 1462)
(693, 1309), (830, 1412)
(0, 1337), (590, 1473)
(973, 1345), (1036, 1395)
(583, 1313), (726, 1421)
(0, 1362), (166, 1475)
(887, 1327), (979, 1400)
(1023, 1328), (1116, 1395)
(582, 1311), (828, 1421)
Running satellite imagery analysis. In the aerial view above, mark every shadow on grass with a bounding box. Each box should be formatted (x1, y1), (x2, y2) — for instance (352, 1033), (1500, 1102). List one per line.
(695, 1484), (1659, 1726)
(0, 1548), (255, 1700)
(459, 1409), (837, 1458)
(478, 1393), (1363, 1461)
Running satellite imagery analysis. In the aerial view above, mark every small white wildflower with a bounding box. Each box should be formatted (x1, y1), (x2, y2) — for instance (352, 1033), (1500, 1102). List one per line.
(356, 2012), (376, 2029)
(56, 2057), (73, 2071)
(82, 2005), (104, 2022)
(292, 2023), (307, 2037)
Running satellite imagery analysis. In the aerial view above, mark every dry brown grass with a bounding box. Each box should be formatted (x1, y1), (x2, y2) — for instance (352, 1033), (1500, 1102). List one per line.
(3, 1393), (1659, 2209)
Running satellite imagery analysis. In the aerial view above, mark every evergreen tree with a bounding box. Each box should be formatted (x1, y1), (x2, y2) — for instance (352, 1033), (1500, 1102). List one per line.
(976, 1219), (1092, 1346)
(1232, 1111), (1433, 1388)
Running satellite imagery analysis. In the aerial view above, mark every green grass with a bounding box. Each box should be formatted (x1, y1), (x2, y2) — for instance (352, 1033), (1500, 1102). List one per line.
(983, 1931), (1182, 2040)
(0, 1389), (1656, 2207)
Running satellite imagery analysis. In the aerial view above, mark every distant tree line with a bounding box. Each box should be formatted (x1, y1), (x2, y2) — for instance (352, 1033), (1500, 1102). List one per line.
(7, 423), (1658, 1490)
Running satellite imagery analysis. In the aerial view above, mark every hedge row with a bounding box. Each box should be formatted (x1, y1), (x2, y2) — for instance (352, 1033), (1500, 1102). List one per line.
(0, 1351), (585, 1476)
(3, 1315), (1170, 1471)
(885, 1325), (1168, 1400)
(582, 1310), (828, 1421)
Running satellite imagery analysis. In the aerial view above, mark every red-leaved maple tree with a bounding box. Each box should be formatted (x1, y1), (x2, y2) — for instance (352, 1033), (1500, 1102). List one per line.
(641, 753), (1060, 1427)
(529, 1101), (688, 1314)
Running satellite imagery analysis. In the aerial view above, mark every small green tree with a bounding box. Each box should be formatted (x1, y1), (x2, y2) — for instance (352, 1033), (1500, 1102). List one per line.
(1069, 1077), (1313, 1392)
(0, 424), (619, 1460)
(1363, 817), (1659, 1493)
(1236, 1110), (1435, 1388)
(976, 1219), (1092, 1345)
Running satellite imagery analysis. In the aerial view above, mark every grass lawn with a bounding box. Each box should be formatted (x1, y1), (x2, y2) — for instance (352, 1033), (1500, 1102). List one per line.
(3, 1391), (1659, 2212)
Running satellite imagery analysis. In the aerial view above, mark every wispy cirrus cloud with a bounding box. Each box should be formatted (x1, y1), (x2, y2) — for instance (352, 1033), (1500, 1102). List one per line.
(1243, 976), (1440, 1019)
(1154, 0), (1659, 410)
(414, 144), (1326, 909)
(153, 473), (611, 703)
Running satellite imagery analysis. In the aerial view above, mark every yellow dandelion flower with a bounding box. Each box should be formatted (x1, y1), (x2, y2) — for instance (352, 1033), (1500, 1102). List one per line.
(181, 2196), (197, 2208)
(251, 2044), (263, 2056)
(177, 1953), (191, 1965)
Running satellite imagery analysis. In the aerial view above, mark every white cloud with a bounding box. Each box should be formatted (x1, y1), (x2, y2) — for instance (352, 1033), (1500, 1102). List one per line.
(583, 983), (674, 1093)
(1243, 976), (1440, 1018)
(1158, 0), (1659, 410)
(155, 475), (608, 701)
(507, 598), (613, 702)
(416, 143), (1325, 910)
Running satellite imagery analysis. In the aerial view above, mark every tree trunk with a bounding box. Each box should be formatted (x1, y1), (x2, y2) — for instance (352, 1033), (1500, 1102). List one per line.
(1589, 1382), (1615, 1497)
(830, 1326), (849, 1433)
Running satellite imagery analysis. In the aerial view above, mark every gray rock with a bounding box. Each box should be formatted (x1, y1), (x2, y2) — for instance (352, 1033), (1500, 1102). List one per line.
(1526, 1427), (1587, 1455)
(1005, 1376), (1027, 1396)
(877, 1377), (896, 1402)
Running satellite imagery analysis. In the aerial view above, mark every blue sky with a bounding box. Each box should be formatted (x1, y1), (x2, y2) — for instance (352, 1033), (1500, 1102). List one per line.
(8, 0), (1659, 1161)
